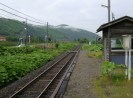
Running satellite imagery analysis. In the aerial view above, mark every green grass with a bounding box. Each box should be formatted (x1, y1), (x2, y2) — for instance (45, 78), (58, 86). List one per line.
(93, 76), (133, 98)
(82, 44), (103, 58)
(82, 44), (90, 50)
(93, 63), (133, 98)
(88, 51), (102, 58)
(92, 58), (133, 98)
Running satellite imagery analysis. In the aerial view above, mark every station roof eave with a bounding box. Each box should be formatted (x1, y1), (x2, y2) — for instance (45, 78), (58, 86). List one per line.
(97, 16), (133, 33)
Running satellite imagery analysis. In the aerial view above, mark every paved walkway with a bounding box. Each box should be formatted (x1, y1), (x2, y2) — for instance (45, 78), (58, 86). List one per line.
(64, 50), (101, 98)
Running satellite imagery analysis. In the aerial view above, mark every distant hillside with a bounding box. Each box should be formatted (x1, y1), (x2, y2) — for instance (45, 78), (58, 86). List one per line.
(0, 18), (98, 42)
(54, 25), (97, 41)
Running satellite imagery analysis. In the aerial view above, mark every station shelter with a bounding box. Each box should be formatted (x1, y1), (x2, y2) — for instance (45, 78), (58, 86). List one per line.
(97, 16), (133, 80)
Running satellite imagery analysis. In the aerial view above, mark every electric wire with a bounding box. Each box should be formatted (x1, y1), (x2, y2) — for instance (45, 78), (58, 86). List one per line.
(0, 8), (45, 25)
(0, 2), (45, 23)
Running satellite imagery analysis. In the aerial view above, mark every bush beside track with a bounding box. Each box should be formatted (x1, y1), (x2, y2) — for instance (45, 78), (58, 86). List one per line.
(0, 43), (76, 87)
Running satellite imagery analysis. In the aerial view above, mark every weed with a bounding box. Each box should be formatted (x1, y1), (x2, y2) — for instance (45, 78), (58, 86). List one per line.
(93, 61), (133, 98)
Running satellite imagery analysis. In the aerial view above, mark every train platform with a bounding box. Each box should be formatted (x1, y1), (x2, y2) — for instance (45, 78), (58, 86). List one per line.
(64, 50), (101, 98)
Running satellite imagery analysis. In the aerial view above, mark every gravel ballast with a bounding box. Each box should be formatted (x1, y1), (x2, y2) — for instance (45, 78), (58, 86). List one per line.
(64, 50), (101, 98)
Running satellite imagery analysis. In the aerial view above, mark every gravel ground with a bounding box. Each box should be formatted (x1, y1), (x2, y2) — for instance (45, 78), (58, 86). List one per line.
(64, 50), (101, 98)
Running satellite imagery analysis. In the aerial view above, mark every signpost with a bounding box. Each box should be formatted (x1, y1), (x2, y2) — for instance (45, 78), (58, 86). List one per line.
(123, 35), (132, 80)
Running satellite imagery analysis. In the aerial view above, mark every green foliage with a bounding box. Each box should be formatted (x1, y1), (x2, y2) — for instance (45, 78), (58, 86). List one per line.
(82, 44), (103, 58)
(82, 44), (90, 50)
(0, 46), (7, 55)
(101, 61), (126, 82)
(77, 38), (89, 43)
(58, 43), (75, 51)
(82, 44), (102, 51)
(94, 62), (132, 98)
(0, 53), (54, 85)
(6, 36), (18, 42)
(101, 61), (116, 76)
(55, 43), (59, 48)
(0, 43), (76, 87)
(88, 44), (102, 52)
(0, 46), (36, 56)
(0, 66), (8, 85)
(0, 18), (24, 36)
(7, 46), (36, 55)
(0, 41), (17, 46)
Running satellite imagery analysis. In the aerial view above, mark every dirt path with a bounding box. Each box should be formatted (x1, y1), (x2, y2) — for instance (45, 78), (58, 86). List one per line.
(64, 50), (101, 98)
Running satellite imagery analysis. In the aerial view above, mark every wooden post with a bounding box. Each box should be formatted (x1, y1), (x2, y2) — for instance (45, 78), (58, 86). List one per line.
(108, 28), (111, 61)
(105, 28), (111, 61)
(103, 37), (107, 60)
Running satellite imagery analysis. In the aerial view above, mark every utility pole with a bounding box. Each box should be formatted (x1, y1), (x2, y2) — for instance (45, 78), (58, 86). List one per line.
(24, 18), (27, 45)
(46, 22), (48, 48)
(28, 35), (31, 44)
(108, 0), (111, 22)
(101, 0), (111, 22)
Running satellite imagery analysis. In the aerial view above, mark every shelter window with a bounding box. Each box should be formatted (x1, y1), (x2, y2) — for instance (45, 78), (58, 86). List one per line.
(111, 38), (123, 49)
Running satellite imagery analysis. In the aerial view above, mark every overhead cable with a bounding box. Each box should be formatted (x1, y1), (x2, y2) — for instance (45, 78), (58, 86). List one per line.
(0, 2), (44, 23)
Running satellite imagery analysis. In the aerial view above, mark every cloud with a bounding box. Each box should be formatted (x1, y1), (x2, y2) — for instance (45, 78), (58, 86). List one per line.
(0, 0), (133, 34)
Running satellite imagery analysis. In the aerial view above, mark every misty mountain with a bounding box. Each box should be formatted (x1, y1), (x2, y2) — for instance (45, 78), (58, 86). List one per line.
(0, 18), (98, 42)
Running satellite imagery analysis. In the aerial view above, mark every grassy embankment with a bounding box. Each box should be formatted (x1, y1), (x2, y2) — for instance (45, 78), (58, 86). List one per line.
(0, 42), (76, 87)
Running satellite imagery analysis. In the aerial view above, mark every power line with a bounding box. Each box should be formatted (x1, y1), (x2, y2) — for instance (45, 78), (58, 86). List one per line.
(0, 8), (45, 25)
(0, 13), (12, 18)
(0, 2), (44, 23)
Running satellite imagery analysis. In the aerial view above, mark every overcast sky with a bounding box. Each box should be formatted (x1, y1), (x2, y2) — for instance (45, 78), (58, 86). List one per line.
(0, 0), (133, 35)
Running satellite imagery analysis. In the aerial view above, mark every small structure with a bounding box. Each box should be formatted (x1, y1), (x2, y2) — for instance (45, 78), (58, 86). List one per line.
(97, 16), (133, 80)
(0, 36), (6, 41)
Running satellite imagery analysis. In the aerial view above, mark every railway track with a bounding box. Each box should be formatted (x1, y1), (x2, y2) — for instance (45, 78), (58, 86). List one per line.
(6, 45), (81, 98)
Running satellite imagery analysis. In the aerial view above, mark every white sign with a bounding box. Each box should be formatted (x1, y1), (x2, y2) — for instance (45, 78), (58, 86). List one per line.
(123, 35), (131, 49)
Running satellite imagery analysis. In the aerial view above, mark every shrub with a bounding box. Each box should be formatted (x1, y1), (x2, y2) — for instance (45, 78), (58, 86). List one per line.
(101, 61), (116, 76)
(83, 44), (103, 58)
(101, 61), (126, 82)
(55, 43), (59, 48)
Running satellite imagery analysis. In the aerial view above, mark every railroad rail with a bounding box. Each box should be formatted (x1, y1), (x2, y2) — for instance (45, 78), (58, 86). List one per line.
(6, 45), (81, 98)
